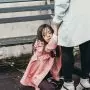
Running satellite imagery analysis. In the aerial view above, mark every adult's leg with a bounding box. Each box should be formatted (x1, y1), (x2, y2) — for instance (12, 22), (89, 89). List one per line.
(61, 46), (74, 82)
(76, 41), (90, 90)
(79, 41), (90, 78)
(60, 47), (75, 90)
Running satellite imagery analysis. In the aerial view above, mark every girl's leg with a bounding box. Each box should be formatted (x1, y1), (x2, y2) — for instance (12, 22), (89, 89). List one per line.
(76, 41), (90, 90)
(19, 84), (34, 90)
(60, 46), (75, 90)
(38, 80), (56, 90)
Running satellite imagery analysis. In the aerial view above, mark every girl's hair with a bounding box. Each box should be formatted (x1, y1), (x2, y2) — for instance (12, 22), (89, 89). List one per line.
(33, 24), (60, 57)
(37, 24), (54, 43)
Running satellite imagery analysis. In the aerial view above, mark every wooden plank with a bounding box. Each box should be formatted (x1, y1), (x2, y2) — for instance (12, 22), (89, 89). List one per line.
(0, 14), (52, 24)
(0, 4), (54, 13)
(46, 0), (52, 14)
(0, 35), (36, 47)
(0, 0), (41, 3)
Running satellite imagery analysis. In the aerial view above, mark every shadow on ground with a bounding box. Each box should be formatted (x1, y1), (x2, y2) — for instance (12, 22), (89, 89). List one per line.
(0, 65), (34, 90)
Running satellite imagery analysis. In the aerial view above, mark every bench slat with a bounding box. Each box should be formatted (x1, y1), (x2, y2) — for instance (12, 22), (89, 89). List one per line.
(0, 14), (52, 24)
(0, 4), (54, 13)
(0, 0), (41, 3)
(0, 35), (36, 47)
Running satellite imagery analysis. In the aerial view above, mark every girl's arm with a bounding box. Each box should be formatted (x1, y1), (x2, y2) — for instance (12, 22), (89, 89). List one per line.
(45, 34), (58, 52)
(53, 0), (70, 25)
(34, 33), (57, 54)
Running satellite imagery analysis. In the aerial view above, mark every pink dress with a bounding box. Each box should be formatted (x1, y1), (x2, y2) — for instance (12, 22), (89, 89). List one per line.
(20, 34), (62, 90)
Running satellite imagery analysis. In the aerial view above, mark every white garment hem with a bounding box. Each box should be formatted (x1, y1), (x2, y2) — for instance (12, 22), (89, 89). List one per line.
(58, 39), (90, 47)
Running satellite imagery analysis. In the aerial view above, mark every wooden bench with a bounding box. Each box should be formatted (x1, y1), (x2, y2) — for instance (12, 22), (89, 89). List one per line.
(0, 0), (54, 47)
(0, 0), (54, 68)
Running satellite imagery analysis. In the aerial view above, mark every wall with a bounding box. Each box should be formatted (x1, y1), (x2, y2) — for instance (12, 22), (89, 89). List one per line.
(0, 0), (52, 59)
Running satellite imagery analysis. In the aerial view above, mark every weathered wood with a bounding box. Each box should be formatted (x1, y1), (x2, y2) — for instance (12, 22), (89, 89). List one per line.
(0, 35), (36, 47)
(0, 4), (54, 13)
(0, 14), (52, 24)
(0, 0), (41, 3)
(0, 1), (53, 46)
(0, 0), (54, 69)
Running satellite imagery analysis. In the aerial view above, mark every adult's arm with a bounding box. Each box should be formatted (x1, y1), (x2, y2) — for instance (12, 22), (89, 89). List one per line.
(53, 0), (70, 25)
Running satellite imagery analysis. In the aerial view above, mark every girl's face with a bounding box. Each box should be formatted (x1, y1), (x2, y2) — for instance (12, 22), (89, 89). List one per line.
(42, 27), (53, 43)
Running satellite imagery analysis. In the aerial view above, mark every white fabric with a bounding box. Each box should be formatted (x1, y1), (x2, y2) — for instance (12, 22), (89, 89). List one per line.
(76, 78), (90, 90)
(76, 83), (84, 90)
(61, 81), (75, 90)
(53, 0), (90, 47)
(52, 34), (58, 42)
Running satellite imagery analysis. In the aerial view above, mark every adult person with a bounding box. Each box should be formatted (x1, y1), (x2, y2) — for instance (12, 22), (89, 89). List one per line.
(53, 0), (90, 90)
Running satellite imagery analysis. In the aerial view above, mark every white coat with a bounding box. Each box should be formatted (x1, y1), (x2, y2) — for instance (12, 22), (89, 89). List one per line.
(53, 0), (90, 47)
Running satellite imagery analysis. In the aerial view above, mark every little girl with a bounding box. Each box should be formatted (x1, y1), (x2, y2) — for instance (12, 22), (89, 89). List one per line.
(20, 24), (62, 90)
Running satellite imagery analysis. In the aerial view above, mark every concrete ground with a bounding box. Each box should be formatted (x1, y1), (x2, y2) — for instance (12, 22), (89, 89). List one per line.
(0, 66), (34, 90)
(0, 65), (90, 90)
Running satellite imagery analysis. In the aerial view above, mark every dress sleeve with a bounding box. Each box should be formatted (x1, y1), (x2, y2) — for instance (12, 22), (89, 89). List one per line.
(53, 0), (70, 24)
(45, 34), (58, 52)
(34, 40), (44, 56)
(34, 34), (57, 54)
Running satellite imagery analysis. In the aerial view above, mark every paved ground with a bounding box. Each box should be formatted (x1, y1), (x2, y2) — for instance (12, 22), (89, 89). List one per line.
(0, 66), (34, 90)
(0, 66), (79, 90)
(0, 65), (89, 90)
